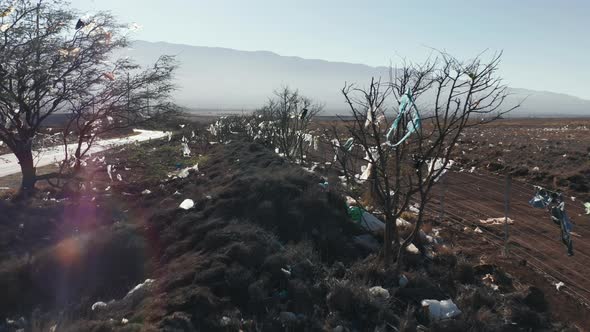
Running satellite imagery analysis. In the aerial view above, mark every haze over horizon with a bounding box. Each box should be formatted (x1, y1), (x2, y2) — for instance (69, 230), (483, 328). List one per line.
(71, 0), (590, 102)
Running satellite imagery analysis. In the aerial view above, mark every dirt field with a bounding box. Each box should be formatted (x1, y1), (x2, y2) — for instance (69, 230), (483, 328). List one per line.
(429, 171), (590, 329)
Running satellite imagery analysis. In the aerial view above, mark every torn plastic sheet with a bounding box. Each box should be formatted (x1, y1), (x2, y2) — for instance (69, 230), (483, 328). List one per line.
(555, 281), (565, 291)
(0, 6), (15, 18)
(125, 279), (155, 297)
(181, 142), (191, 157)
(421, 299), (461, 321)
(360, 211), (385, 232)
(480, 217), (514, 225)
(106, 165), (113, 181)
(386, 88), (421, 146)
(359, 163), (373, 181)
(91, 301), (107, 311)
(426, 158), (454, 182)
(364, 106), (375, 128)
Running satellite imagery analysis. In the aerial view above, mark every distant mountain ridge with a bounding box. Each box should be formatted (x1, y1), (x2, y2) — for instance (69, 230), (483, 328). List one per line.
(124, 41), (590, 117)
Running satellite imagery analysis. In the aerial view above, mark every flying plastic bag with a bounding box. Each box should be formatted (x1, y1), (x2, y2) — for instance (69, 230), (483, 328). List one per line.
(421, 299), (461, 321)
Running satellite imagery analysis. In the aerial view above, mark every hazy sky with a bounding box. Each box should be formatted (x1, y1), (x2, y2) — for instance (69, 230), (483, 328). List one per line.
(71, 0), (590, 100)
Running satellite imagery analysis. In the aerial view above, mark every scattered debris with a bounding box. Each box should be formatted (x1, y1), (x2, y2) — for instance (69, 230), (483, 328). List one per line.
(107, 164), (113, 180)
(179, 199), (194, 210)
(368, 286), (390, 301)
(406, 243), (420, 254)
(91, 301), (108, 311)
(479, 217), (514, 225)
(555, 281), (565, 291)
(126, 279), (155, 298)
(421, 299), (462, 321)
(141, 189), (152, 195)
(474, 227), (483, 234)
(399, 274), (409, 288)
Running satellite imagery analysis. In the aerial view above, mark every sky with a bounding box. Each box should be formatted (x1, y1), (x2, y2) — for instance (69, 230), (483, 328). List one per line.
(70, 0), (590, 100)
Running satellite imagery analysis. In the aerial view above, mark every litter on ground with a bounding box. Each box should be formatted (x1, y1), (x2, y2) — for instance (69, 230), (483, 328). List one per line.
(126, 279), (155, 298)
(179, 199), (194, 210)
(480, 217), (514, 225)
(421, 299), (462, 321)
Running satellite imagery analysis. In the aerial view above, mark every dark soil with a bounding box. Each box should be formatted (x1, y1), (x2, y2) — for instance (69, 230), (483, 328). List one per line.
(0, 120), (582, 331)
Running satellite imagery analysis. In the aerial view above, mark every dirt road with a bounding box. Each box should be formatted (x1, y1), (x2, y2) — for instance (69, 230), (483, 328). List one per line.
(432, 171), (590, 308)
(0, 129), (168, 178)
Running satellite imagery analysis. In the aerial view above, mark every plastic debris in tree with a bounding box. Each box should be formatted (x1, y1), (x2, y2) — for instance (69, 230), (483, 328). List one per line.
(75, 19), (86, 30)
(102, 72), (115, 81)
(364, 106), (374, 128)
(58, 47), (80, 58)
(386, 88), (421, 146)
(0, 6), (15, 18)
(421, 299), (462, 321)
(0, 23), (9, 32)
(343, 137), (354, 152)
(300, 108), (308, 120)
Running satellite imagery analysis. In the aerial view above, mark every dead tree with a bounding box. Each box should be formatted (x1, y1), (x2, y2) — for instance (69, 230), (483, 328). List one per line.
(256, 87), (322, 162)
(337, 52), (519, 268)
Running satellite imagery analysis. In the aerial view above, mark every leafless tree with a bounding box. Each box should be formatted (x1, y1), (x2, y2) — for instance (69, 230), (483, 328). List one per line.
(337, 51), (519, 268)
(256, 87), (322, 162)
(0, 0), (176, 196)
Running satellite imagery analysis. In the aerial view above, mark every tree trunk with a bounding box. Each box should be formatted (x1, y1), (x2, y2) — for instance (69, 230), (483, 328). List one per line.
(16, 144), (37, 196)
(383, 215), (393, 267)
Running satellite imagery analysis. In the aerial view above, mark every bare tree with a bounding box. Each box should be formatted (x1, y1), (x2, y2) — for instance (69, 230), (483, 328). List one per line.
(256, 87), (322, 162)
(0, 0), (176, 196)
(337, 52), (519, 268)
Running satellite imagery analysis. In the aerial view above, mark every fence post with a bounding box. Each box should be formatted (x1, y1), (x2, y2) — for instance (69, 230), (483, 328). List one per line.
(504, 174), (512, 256)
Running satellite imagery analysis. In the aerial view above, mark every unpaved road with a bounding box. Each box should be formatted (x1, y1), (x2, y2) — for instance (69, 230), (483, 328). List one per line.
(432, 171), (590, 307)
(0, 129), (168, 178)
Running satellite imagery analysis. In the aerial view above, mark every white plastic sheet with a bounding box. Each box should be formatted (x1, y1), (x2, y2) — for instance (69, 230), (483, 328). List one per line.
(421, 299), (461, 321)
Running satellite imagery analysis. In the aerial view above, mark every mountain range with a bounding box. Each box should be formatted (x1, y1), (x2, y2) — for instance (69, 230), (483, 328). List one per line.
(125, 41), (590, 117)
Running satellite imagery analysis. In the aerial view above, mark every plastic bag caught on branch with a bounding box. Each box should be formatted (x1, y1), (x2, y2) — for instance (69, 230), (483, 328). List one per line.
(386, 88), (421, 146)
